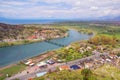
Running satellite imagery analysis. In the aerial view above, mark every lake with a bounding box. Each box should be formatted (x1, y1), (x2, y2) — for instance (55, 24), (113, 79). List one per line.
(0, 30), (92, 67)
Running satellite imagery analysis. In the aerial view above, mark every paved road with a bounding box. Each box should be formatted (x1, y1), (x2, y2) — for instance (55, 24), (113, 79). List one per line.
(6, 52), (109, 80)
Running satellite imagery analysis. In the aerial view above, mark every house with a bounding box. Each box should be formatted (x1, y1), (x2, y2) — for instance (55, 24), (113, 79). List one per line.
(59, 65), (70, 71)
(36, 71), (47, 77)
(106, 59), (111, 62)
(84, 63), (93, 69)
(70, 65), (80, 70)
(29, 63), (35, 66)
(25, 60), (32, 65)
(97, 46), (104, 51)
(65, 45), (73, 49)
(92, 50), (100, 55)
(79, 49), (84, 54)
(57, 59), (63, 63)
(28, 78), (33, 80)
(37, 61), (47, 68)
(86, 46), (92, 51)
(109, 53), (117, 59)
(28, 35), (37, 40)
(46, 59), (55, 65)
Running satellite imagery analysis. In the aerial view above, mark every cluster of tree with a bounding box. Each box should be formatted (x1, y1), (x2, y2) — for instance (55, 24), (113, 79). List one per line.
(81, 69), (96, 80)
(55, 47), (92, 62)
(56, 22), (120, 37)
(0, 23), (35, 41)
(88, 35), (119, 46)
(78, 29), (93, 35)
(117, 53), (120, 57)
(0, 23), (67, 42)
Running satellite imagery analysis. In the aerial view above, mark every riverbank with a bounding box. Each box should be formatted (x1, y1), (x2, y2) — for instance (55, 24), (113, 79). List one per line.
(0, 50), (53, 69)
(0, 30), (92, 80)
(0, 39), (42, 48)
(0, 32), (119, 80)
(0, 28), (95, 80)
(5, 46), (120, 80)
(0, 32), (68, 48)
(0, 30), (70, 68)
(0, 33), (68, 68)
(0, 23), (68, 48)
(0, 30), (91, 68)
(1, 22), (120, 80)
(0, 49), (57, 80)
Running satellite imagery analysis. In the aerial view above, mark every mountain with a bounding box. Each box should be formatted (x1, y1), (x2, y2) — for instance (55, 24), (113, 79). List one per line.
(97, 15), (120, 21)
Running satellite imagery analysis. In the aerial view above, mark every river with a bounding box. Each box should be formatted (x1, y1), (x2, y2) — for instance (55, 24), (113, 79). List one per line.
(0, 30), (92, 67)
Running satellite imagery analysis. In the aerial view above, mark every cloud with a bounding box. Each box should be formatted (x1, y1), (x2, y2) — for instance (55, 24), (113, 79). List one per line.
(0, 0), (120, 19)
(90, 6), (99, 11)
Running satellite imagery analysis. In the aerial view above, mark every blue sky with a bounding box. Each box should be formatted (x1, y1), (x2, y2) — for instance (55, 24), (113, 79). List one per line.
(0, 0), (120, 20)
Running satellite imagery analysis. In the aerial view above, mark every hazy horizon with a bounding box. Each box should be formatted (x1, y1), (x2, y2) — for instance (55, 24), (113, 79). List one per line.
(0, 0), (120, 23)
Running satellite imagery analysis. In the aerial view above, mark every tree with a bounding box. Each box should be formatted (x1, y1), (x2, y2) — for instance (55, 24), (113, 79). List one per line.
(81, 69), (92, 80)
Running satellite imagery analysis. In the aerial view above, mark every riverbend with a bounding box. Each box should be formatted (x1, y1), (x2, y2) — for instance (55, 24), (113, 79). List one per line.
(0, 30), (91, 68)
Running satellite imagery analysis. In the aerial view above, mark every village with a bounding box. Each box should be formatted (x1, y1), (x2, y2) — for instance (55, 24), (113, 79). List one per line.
(6, 40), (120, 80)
(0, 23), (120, 80)
(2, 28), (68, 43)
(0, 0), (120, 79)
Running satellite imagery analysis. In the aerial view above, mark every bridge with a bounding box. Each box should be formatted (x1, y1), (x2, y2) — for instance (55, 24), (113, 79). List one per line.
(44, 40), (66, 47)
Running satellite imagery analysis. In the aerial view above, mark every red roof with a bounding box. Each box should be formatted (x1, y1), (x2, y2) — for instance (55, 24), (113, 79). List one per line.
(59, 65), (69, 70)
(28, 35), (37, 39)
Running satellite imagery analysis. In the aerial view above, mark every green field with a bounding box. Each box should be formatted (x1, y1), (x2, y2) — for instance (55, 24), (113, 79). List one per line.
(0, 63), (26, 80)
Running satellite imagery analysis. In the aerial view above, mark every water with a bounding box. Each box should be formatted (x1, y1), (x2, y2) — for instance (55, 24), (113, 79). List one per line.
(0, 30), (91, 67)
(0, 19), (69, 24)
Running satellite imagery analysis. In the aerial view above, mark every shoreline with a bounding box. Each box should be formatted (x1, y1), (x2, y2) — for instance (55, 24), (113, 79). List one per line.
(0, 49), (57, 70)
(0, 30), (92, 70)
(0, 34), (68, 70)
(0, 32), (68, 48)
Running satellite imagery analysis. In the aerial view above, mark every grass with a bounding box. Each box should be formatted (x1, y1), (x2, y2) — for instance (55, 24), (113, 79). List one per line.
(55, 47), (92, 62)
(93, 64), (120, 80)
(34, 70), (84, 80)
(98, 33), (120, 39)
(0, 63), (26, 80)
(0, 39), (42, 48)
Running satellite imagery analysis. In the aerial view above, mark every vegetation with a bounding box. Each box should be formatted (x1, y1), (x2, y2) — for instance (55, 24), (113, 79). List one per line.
(0, 23), (35, 41)
(54, 47), (92, 62)
(33, 22), (120, 80)
(0, 40), (37, 47)
(0, 22), (119, 47)
(53, 35), (120, 62)
(0, 23), (68, 47)
(0, 22), (120, 80)
(0, 63), (26, 80)
(34, 64), (120, 80)
(81, 69), (96, 80)
(88, 35), (120, 47)
(78, 29), (94, 35)
(56, 21), (120, 39)
(93, 64), (120, 80)
(117, 53), (120, 57)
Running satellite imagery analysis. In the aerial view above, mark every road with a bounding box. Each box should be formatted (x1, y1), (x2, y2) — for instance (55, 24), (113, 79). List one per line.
(6, 52), (108, 80)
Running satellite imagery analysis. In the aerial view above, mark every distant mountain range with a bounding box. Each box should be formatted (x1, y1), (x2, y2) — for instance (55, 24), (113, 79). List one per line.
(97, 15), (120, 21)
(0, 16), (120, 24)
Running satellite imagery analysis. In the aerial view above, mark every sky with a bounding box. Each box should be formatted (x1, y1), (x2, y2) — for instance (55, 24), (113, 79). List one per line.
(0, 0), (120, 20)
